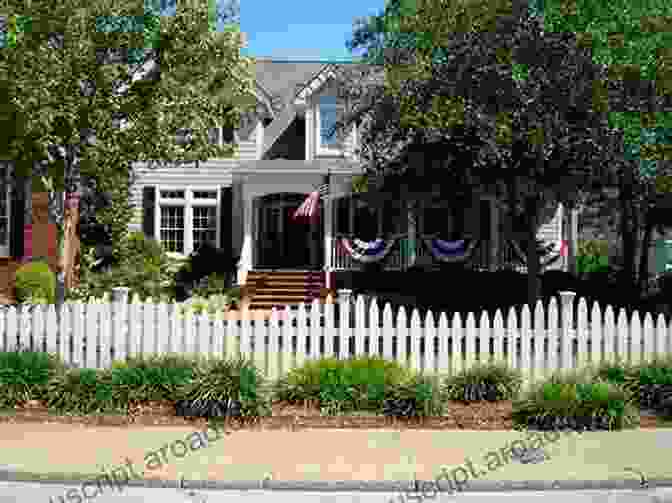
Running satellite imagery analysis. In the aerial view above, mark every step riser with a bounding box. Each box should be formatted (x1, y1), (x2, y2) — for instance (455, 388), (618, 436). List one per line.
(245, 271), (334, 309)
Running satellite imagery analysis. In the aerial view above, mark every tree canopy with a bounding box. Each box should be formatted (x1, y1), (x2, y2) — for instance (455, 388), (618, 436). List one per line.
(0, 0), (255, 276)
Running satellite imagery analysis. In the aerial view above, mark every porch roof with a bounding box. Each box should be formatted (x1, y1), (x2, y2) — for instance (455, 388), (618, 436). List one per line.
(233, 158), (364, 175)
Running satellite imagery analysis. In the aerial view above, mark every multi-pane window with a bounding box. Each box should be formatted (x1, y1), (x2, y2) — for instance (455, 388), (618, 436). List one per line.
(157, 188), (218, 255)
(160, 206), (185, 253)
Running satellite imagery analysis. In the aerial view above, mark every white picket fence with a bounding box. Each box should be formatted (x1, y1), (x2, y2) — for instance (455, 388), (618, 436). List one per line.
(1, 288), (672, 390)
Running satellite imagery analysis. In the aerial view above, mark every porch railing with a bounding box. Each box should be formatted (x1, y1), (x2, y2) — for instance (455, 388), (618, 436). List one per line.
(331, 235), (538, 272)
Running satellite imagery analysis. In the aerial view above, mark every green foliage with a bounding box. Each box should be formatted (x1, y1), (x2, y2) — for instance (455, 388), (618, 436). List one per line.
(118, 231), (164, 270)
(43, 368), (122, 414)
(442, 361), (524, 402)
(384, 372), (445, 417)
(511, 368), (639, 431)
(1, 0), (254, 290)
(176, 355), (270, 418)
(271, 355), (414, 413)
(0, 348), (67, 409)
(14, 260), (56, 305)
(110, 364), (195, 404)
(66, 243), (187, 304)
(576, 239), (612, 276)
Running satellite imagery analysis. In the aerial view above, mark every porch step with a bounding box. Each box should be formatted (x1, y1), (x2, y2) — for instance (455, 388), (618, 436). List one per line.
(245, 270), (336, 311)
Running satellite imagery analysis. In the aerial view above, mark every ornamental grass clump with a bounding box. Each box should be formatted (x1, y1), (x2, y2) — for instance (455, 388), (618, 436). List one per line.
(175, 355), (270, 419)
(0, 348), (68, 409)
(441, 361), (524, 402)
(271, 355), (414, 414)
(511, 368), (639, 432)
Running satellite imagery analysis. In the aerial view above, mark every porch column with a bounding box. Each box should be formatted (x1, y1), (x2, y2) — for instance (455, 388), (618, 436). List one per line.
(408, 203), (417, 267)
(238, 195), (254, 285)
(324, 191), (333, 288)
(490, 199), (499, 272)
(567, 204), (579, 275)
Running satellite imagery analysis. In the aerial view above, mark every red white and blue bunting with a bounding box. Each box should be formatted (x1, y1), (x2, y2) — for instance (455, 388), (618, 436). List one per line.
(422, 238), (479, 262)
(339, 237), (397, 263)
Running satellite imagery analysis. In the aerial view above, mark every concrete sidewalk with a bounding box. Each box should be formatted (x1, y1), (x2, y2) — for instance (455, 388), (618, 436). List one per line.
(0, 423), (670, 487)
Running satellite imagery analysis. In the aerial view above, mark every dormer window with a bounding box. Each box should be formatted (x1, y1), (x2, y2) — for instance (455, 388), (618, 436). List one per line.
(317, 95), (344, 154)
(319, 96), (339, 146)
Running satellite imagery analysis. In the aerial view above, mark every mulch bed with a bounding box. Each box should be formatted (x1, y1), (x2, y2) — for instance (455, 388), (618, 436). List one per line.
(0, 399), (664, 430)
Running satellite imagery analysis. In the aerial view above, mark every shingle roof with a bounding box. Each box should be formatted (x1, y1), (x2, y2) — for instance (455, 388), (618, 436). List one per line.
(251, 58), (378, 112)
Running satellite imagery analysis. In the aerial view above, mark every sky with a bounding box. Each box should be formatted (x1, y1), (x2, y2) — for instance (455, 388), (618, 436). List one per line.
(239, 0), (387, 62)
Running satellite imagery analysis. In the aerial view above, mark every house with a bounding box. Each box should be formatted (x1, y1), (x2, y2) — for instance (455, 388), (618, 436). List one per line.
(126, 57), (574, 310)
(0, 167), (60, 303)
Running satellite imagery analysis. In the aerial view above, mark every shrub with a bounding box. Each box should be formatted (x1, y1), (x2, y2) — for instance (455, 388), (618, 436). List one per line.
(172, 243), (238, 301)
(15, 260), (56, 305)
(119, 231), (164, 270)
(442, 361), (524, 402)
(43, 368), (122, 414)
(175, 355), (270, 418)
(511, 368), (639, 431)
(271, 355), (414, 413)
(0, 348), (68, 409)
(382, 373), (444, 417)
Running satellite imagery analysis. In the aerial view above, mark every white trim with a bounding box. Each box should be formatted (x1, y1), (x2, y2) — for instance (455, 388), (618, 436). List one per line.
(295, 65), (337, 101)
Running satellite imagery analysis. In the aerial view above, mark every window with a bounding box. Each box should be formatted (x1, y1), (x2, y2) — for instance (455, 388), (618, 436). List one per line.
(157, 188), (219, 255)
(318, 95), (343, 150)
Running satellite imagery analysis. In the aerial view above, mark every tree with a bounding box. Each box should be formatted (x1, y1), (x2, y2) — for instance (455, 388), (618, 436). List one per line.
(529, 0), (672, 296)
(0, 0), (255, 291)
(334, 0), (624, 307)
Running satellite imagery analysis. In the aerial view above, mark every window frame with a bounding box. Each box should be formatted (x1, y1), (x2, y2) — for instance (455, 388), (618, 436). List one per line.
(315, 94), (345, 156)
(155, 186), (220, 256)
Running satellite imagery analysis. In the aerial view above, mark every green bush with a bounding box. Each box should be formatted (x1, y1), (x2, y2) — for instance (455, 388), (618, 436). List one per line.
(119, 231), (164, 270)
(382, 372), (445, 417)
(15, 260), (56, 304)
(176, 355), (270, 418)
(511, 368), (639, 431)
(43, 368), (122, 414)
(108, 354), (203, 405)
(442, 361), (524, 402)
(0, 348), (68, 409)
(576, 239), (611, 276)
(272, 355), (414, 413)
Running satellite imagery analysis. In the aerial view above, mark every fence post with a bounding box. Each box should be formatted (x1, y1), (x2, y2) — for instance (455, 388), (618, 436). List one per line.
(111, 287), (129, 366)
(559, 290), (576, 377)
(337, 288), (352, 359)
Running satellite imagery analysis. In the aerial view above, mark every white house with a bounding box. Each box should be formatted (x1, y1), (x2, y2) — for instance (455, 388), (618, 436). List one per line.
(127, 58), (572, 309)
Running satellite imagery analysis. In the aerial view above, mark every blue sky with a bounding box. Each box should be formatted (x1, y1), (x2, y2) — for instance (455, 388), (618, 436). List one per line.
(240, 0), (387, 62)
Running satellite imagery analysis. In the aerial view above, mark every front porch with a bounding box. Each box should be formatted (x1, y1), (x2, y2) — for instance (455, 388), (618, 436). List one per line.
(236, 188), (546, 286)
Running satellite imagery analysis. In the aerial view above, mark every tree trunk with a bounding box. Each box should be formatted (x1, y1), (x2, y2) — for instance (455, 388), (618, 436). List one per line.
(619, 168), (638, 297)
(56, 144), (81, 292)
(638, 206), (655, 295)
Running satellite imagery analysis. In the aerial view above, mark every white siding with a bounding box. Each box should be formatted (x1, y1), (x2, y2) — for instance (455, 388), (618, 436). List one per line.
(128, 122), (260, 232)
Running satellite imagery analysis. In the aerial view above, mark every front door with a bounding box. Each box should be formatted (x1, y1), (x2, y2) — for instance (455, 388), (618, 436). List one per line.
(256, 193), (324, 269)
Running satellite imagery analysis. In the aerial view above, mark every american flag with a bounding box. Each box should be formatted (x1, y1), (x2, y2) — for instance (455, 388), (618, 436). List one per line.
(292, 183), (329, 223)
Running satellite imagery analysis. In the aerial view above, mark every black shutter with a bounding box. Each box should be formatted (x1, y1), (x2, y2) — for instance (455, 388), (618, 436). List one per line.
(142, 186), (156, 239)
(10, 176), (25, 259)
(220, 187), (231, 251)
